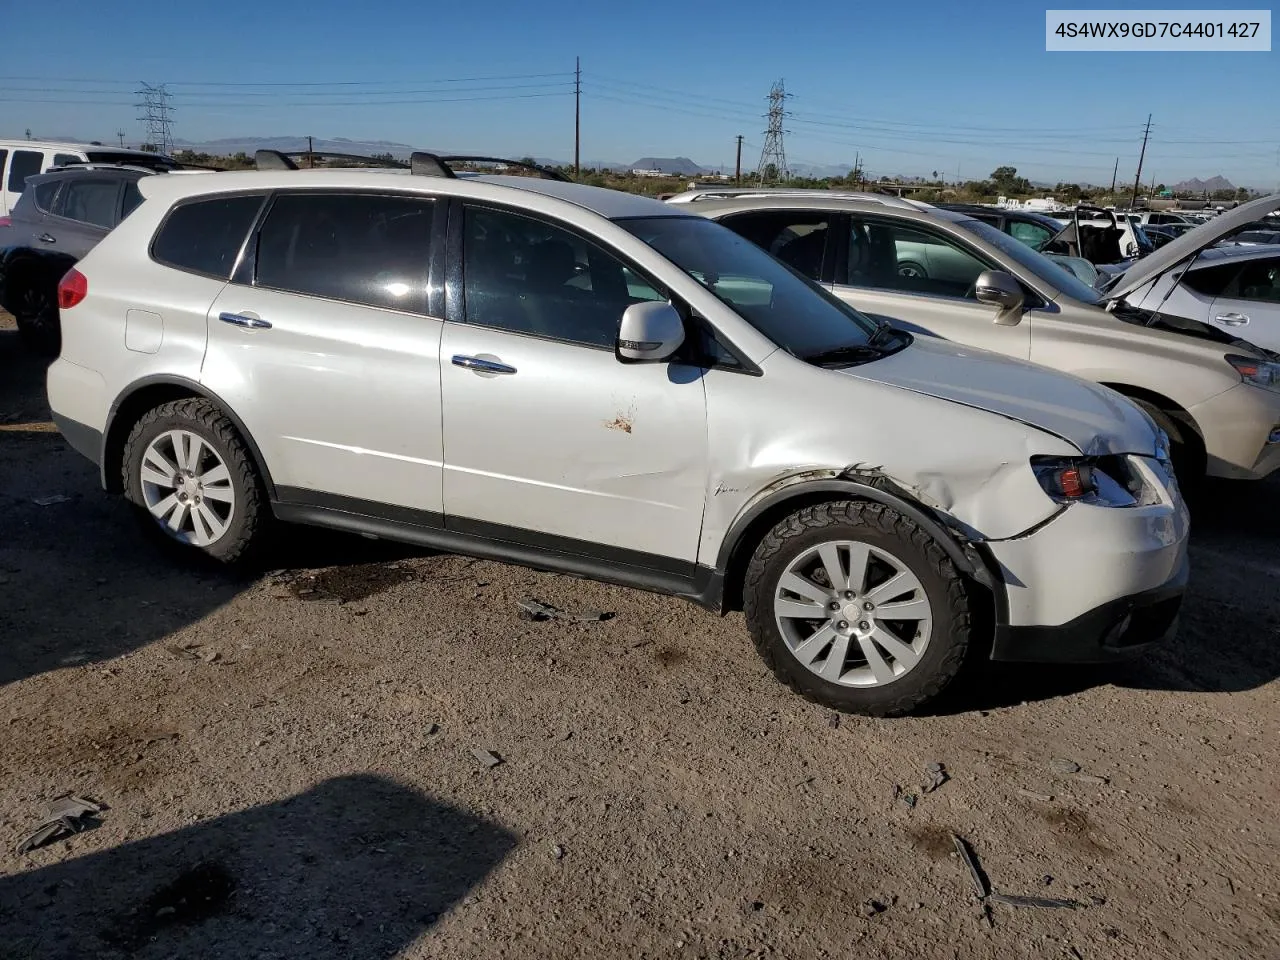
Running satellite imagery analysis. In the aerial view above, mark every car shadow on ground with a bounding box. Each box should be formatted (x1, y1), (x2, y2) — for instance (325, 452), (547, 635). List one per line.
(0, 774), (517, 959)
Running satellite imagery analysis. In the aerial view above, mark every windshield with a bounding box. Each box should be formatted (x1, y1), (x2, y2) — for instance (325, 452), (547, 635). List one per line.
(618, 215), (881, 358)
(955, 218), (1103, 304)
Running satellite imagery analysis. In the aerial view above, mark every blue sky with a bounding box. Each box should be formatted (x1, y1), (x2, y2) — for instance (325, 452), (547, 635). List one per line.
(2, 0), (1277, 187)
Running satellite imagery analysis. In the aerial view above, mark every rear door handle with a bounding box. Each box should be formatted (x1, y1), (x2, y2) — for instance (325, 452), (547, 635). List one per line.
(218, 311), (272, 330)
(452, 354), (516, 375)
(37, 233), (56, 243)
(1215, 313), (1250, 326)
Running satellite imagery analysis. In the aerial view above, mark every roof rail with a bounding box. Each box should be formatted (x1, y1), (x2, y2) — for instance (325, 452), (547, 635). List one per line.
(47, 160), (173, 176)
(665, 187), (925, 209)
(411, 154), (570, 182)
(250, 148), (571, 182)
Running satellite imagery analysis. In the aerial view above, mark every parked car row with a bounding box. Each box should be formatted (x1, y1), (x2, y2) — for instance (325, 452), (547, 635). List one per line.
(11, 143), (1276, 717)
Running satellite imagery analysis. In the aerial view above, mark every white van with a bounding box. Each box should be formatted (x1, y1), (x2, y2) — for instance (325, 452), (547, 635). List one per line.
(0, 140), (178, 216)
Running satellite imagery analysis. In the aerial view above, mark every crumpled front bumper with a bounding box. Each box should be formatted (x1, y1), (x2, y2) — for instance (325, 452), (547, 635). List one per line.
(982, 459), (1190, 663)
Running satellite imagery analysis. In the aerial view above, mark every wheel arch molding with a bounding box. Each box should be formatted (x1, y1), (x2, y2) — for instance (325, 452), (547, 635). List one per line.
(101, 375), (277, 500)
(713, 470), (1005, 619)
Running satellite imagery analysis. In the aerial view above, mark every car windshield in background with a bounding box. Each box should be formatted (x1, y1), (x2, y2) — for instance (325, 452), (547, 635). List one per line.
(617, 215), (881, 360)
(85, 151), (179, 172)
(956, 218), (1103, 305)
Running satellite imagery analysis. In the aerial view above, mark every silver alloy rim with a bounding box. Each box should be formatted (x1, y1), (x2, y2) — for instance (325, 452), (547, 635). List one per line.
(773, 540), (933, 687)
(139, 429), (236, 546)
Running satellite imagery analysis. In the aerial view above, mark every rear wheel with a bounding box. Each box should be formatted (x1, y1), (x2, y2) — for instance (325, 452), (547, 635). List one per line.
(743, 501), (971, 716)
(10, 268), (60, 356)
(121, 398), (269, 564)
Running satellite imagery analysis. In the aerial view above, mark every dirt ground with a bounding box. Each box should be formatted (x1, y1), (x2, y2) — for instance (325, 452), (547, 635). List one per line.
(1, 312), (1278, 960)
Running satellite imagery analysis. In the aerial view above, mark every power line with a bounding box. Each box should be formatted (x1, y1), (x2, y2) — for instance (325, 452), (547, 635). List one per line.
(0, 71), (574, 87)
(1, 91), (574, 108)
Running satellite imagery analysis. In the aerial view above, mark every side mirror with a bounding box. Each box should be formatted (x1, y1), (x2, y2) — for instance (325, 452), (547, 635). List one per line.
(616, 301), (685, 363)
(974, 269), (1025, 324)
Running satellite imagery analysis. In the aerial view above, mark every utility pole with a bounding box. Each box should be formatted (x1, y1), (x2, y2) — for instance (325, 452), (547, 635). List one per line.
(1110, 156), (1119, 194)
(756, 79), (789, 185)
(1130, 114), (1152, 210)
(574, 56), (581, 179)
(307, 135), (314, 168)
(117, 130), (126, 147)
(854, 151), (862, 188)
(734, 135), (743, 184)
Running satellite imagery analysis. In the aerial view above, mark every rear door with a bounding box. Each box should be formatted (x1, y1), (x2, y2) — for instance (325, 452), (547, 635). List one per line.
(43, 175), (123, 257)
(203, 190), (446, 517)
(1207, 255), (1280, 351)
(832, 215), (1031, 358)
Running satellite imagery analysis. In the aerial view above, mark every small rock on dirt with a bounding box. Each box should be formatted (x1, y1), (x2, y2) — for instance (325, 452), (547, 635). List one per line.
(471, 748), (503, 769)
(1049, 759), (1081, 775)
(922, 761), (949, 793)
(861, 899), (886, 917)
(552, 844), (566, 860)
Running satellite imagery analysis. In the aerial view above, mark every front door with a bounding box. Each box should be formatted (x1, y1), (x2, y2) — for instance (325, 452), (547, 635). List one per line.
(440, 203), (708, 567)
(832, 215), (1032, 359)
(203, 191), (446, 516)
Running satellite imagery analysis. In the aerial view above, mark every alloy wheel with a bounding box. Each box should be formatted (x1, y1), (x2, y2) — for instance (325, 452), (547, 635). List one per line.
(139, 429), (236, 546)
(773, 539), (933, 687)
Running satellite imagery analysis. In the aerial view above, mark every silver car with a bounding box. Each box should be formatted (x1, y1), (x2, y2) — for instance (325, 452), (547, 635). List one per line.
(683, 190), (1280, 486)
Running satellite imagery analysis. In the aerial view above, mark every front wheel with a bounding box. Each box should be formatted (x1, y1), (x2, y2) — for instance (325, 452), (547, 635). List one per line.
(122, 398), (269, 564)
(11, 271), (60, 356)
(743, 501), (971, 716)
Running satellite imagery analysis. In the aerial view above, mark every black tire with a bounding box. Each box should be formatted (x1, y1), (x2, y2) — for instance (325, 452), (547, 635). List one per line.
(1132, 400), (1203, 504)
(743, 501), (971, 717)
(9, 267), (60, 356)
(897, 260), (928, 279)
(121, 398), (269, 565)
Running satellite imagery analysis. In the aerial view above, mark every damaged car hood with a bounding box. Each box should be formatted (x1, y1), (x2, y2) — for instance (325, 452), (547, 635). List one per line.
(841, 335), (1157, 456)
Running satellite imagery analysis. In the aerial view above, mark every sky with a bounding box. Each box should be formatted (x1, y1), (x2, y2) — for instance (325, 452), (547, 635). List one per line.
(2, 0), (1278, 188)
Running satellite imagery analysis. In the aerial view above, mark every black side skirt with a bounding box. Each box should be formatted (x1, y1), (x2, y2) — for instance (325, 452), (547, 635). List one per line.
(272, 487), (724, 611)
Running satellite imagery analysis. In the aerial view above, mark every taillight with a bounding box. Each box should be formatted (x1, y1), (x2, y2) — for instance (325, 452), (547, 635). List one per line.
(0, 216), (11, 228)
(58, 268), (88, 309)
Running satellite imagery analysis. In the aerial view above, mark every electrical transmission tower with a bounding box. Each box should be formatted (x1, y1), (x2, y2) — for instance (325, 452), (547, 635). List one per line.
(136, 83), (175, 154)
(756, 79), (789, 185)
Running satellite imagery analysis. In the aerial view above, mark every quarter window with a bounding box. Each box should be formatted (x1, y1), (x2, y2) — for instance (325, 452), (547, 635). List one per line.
(120, 180), (144, 219)
(33, 179), (61, 213)
(254, 193), (436, 314)
(462, 206), (666, 348)
(56, 178), (120, 228)
(7, 150), (43, 193)
(152, 194), (265, 279)
(53, 153), (80, 168)
(849, 219), (990, 299)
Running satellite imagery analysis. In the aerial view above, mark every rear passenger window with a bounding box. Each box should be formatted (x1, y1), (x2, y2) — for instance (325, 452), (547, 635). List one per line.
(1182, 262), (1240, 297)
(152, 194), (264, 279)
(720, 211), (831, 281)
(7, 150), (43, 193)
(57, 178), (120, 228)
(254, 193), (436, 314)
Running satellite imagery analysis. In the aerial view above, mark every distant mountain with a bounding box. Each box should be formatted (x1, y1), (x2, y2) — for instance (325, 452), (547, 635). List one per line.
(625, 157), (705, 175)
(1173, 175), (1235, 193)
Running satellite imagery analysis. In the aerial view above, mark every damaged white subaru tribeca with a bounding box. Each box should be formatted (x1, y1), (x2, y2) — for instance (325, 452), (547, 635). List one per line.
(47, 163), (1189, 715)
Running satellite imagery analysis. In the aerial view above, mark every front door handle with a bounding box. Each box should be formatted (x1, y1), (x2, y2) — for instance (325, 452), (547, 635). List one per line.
(219, 311), (272, 330)
(37, 233), (56, 243)
(452, 354), (516, 375)
(1215, 313), (1250, 326)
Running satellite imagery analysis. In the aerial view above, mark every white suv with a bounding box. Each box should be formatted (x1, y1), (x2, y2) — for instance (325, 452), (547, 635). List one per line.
(47, 161), (1189, 715)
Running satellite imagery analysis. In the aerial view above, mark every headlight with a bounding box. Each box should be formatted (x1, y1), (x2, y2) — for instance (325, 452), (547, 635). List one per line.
(1226, 354), (1280, 391)
(1031, 456), (1146, 507)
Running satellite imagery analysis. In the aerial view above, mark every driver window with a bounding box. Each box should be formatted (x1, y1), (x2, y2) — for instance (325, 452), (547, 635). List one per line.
(849, 219), (990, 299)
(462, 206), (666, 348)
